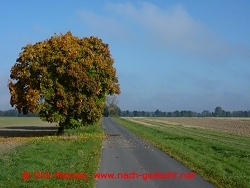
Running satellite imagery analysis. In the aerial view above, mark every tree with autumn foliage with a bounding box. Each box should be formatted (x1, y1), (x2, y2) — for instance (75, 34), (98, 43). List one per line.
(8, 32), (120, 134)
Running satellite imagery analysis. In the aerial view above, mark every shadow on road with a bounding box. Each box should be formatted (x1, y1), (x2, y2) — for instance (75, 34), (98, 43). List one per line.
(0, 126), (58, 137)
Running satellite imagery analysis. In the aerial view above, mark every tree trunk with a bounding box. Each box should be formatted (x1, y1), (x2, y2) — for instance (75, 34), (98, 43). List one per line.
(57, 118), (70, 135)
(57, 122), (65, 136)
(57, 125), (64, 135)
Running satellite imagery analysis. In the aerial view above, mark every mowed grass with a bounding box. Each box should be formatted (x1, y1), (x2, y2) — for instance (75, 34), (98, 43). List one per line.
(0, 117), (56, 127)
(113, 117), (250, 188)
(0, 117), (103, 188)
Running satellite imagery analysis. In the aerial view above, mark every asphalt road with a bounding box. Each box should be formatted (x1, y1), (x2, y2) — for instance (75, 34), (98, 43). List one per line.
(95, 117), (215, 188)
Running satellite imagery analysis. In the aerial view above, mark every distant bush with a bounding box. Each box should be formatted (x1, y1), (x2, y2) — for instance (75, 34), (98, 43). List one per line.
(0, 109), (38, 117)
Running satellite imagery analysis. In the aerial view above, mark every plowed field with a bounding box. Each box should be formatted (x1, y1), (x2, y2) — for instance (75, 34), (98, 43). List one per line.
(124, 117), (250, 136)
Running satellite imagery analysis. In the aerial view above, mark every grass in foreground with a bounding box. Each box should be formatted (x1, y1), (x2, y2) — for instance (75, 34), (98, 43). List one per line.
(113, 117), (250, 188)
(0, 121), (103, 188)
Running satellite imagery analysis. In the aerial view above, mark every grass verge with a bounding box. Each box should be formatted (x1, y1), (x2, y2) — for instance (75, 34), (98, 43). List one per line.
(0, 121), (103, 188)
(113, 117), (250, 188)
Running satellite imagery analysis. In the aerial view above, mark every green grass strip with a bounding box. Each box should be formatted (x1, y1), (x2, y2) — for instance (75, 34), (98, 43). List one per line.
(113, 117), (250, 188)
(0, 121), (103, 188)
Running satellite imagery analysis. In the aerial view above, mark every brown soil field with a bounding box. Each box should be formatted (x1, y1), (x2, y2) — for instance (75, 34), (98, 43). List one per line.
(0, 118), (57, 155)
(125, 117), (250, 136)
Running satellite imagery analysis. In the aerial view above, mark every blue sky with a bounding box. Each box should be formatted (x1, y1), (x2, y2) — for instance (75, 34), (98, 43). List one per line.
(1, 0), (250, 112)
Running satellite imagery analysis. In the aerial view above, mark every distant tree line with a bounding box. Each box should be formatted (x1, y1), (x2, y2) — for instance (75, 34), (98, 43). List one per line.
(0, 109), (38, 117)
(120, 107), (250, 117)
(2, 106), (249, 118)
(103, 95), (121, 117)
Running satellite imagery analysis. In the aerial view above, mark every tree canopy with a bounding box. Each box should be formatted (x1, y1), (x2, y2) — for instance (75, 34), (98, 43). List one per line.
(9, 32), (120, 134)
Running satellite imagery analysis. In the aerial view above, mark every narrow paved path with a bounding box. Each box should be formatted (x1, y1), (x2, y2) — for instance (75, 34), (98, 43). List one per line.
(95, 117), (215, 188)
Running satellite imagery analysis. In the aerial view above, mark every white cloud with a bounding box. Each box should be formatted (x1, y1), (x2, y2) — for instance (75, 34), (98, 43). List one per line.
(107, 2), (250, 61)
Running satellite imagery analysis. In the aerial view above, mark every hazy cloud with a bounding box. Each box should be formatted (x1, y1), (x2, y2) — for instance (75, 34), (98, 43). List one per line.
(78, 10), (132, 41)
(76, 2), (250, 61)
(107, 2), (250, 61)
(118, 92), (250, 112)
(0, 74), (12, 110)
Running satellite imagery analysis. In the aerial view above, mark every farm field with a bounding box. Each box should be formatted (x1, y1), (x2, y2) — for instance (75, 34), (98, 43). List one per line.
(113, 117), (250, 188)
(125, 117), (250, 136)
(0, 117), (103, 188)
